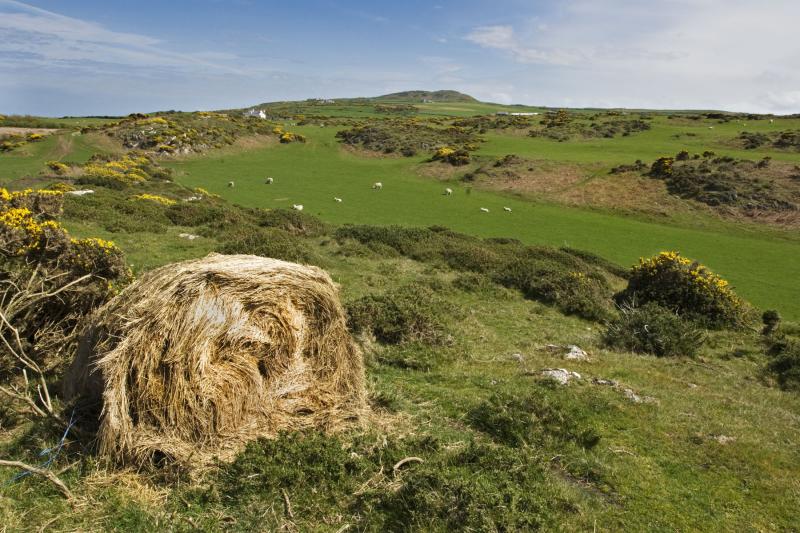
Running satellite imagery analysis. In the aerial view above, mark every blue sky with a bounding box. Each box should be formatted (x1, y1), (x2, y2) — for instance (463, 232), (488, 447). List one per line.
(2, 0), (799, 115)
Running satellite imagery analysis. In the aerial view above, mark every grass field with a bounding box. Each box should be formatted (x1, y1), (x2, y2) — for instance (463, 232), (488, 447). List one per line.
(2, 98), (800, 529)
(166, 122), (800, 319)
(2, 101), (799, 320)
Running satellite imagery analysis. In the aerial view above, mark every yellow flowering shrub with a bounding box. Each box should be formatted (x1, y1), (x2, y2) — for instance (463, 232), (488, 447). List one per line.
(0, 187), (64, 218)
(618, 251), (748, 328)
(434, 146), (456, 159)
(138, 117), (169, 125)
(193, 187), (220, 199)
(46, 160), (70, 174)
(0, 206), (66, 256)
(0, 188), (132, 362)
(432, 146), (470, 166)
(48, 182), (76, 192)
(27, 133), (44, 141)
(67, 237), (131, 282)
(132, 193), (176, 206)
(279, 132), (306, 143)
(77, 153), (167, 188)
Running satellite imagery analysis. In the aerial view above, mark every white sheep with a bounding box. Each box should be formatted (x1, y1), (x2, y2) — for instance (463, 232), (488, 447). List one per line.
(708, 126), (714, 129)
(480, 207), (490, 213)
(292, 204), (304, 211)
(334, 197), (342, 202)
(265, 177), (274, 184)
(372, 182), (383, 190)
(228, 181), (235, 187)
(769, 119), (774, 124)
(444, 188), (453, 195)
(66, 189), (95, 196)
(503, 206), (512, 212)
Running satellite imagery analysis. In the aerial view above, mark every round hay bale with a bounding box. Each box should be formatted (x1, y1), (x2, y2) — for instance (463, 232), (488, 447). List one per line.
(64, 253), (366, 468)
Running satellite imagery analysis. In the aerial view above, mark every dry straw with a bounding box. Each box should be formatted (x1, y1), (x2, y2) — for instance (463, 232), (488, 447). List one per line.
(64, 253), (366, 468)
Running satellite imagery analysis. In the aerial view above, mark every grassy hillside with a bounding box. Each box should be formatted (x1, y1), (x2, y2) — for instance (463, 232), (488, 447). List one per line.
(1, 171), (798, 530)
(2, 101), (799, 319)
(165, 124), (800, 319)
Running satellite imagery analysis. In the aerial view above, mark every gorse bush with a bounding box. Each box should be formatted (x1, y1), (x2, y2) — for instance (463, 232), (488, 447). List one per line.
(336, 225), (619, 321)
(63, 189), (173, 233)
(647, 152), (799, 211)
(346, 284), (449, 345)
(467, 389), (601, 449)
(76, 153), (171, 189)
(432, 146), (470, 166)
(617, 251), (748, 329)
(765, 336), (800, 391)
(603, 302), (705, 357)
(335, 118), (481, 157)
(217, 227), (315, 264)
(203, 431), (573, 532)
(0, 187), (131, 370)
(256, 208), (326, 236)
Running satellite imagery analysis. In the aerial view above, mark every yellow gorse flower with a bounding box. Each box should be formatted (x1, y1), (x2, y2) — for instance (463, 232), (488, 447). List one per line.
(131, 193), (176, 206)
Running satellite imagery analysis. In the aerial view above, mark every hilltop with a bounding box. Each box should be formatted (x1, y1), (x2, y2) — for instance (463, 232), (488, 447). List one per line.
(372, 89), (477, 103)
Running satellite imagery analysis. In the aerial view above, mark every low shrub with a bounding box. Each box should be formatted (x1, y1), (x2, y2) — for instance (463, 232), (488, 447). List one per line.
(205, 431), (572, 532)
(616, 251), (748, 329)
(432, 146), (470, 166)
(256, 208), (327, 236)
(467, 389), (601, 449)
(371, 442), (561, 531)
(63, 190), (172, 233)
(603, 302), (705, 357)
(765, 336), (800, 391)
(336, 225), (620, 321)
(347, 284), (449, 345)
(217, 227), (315, 263)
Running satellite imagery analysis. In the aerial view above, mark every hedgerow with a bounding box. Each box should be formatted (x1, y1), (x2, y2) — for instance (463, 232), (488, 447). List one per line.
(335, 225), (619, 320)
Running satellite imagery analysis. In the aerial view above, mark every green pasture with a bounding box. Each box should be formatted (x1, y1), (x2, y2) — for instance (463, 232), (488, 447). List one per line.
(167, 125), (800, 319)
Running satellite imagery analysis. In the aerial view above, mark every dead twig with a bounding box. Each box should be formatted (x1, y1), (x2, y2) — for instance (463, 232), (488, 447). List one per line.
(281, 488), (295, 520)
(392, 456), (423, 477)
(0, 459), (74, 501)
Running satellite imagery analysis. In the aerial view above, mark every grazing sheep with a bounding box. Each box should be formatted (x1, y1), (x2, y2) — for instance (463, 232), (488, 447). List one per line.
(66, 189), (95, 196)
(372, 182), (383, 190)
(228, 181), (235, 188)
(292, 204), (304, 211)
(265, 177), (274, 184)
(769, 119), (774, 124)
(480, 207), (490, 213)
(708, 126), (714, 129)
(334, 197), (342, 202)
(444, 188), (453, 195)
(503, 207), (512, 212)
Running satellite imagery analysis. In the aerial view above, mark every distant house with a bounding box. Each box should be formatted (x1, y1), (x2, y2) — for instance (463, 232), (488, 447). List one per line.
(496, 112), (539, 116)
(244, 108), (267, 119)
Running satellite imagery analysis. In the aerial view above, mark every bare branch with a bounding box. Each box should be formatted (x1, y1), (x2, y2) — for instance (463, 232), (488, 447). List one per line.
(0, 459), (74, 501)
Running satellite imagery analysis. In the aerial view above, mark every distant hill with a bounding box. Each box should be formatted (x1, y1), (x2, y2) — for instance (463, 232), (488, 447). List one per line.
(373, 90), (477, 103)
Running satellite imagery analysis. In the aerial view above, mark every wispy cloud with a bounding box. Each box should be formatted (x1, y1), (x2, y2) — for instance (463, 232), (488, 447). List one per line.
(463, 0), (800, 112)
(465, 25), (582, 65)
(0, 0), (246, 75)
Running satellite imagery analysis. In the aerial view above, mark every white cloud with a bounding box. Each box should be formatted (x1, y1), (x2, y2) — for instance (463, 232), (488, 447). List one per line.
(465, 25), (581, 65)
(0, 0), (246, 74)
(463, 0), (800, 112)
